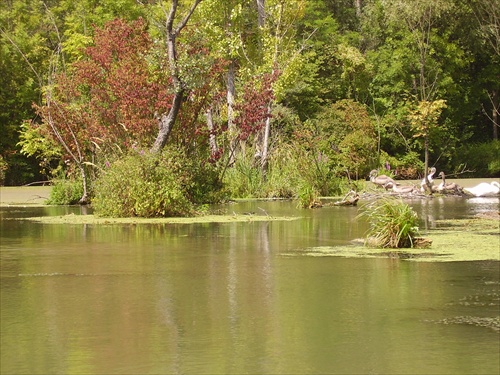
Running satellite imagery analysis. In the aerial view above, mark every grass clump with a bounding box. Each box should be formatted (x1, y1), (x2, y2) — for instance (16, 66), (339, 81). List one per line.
(359, 198), (420, 248)
(222, 142), (345, 202)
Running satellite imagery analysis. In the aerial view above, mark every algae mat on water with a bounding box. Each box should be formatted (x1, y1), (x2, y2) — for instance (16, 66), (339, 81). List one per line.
(0, 186), (51, 206)
(13, 205), (499, 262)
(21, 213), (300, 224)
(288, 217), (500, 262)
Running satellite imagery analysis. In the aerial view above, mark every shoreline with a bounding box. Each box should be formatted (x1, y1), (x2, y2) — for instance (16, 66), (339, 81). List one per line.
(2, 178), (499, 207)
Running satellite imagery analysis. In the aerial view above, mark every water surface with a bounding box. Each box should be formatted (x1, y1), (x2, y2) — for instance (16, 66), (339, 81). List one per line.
(1, 196), (499, 374)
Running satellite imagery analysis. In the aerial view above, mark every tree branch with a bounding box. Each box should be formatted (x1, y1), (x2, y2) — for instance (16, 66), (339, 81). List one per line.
(174, 0), (203, 35)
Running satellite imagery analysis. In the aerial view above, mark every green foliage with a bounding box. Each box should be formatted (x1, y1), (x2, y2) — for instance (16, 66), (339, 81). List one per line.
(296, 182), (321, 209)
(302, 99), (378, 179)
(47, 178), (84, 205)
(222, 141), (346, 201)
(2, 0), (498, 186)
(260, 145), (298, 198)
(287, 140), (342, 197)
(453, 140), (500, 177)
(93, 147), (223, 218)
(0, 155), (8, 185)
(60, 0), (146, 60)
(380, 150), (423, 179)
(17, 121), (63, 177)
(0, 0), (51, 184)
(409, 100), (448, 140)
(359, 198), (420, 248)
(223, 149), (263, 198)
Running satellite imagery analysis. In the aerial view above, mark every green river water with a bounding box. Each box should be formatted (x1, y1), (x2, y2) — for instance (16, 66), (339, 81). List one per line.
(0, 187), (499, 374)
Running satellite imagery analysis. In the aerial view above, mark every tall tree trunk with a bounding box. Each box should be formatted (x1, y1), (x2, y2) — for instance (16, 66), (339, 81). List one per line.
(492, 89), (498, 140)
(423, 134), (433, 194)
(256, 0), (272, 177)
(227, 60), (237, 165)
(354, 0), (362, 18)
(151, 0), (201, 153)
(78, 164), (89, 204)
(152, 92), (184, 152)
(206, 106), (218, 158)
(256, 0), (265, 27)
(260, 103), (271, 178)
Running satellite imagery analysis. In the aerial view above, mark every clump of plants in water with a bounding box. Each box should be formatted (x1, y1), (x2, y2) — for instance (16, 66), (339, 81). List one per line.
(359, 198), (420, 248)
(46, 178), (85, 205)
(92, 146), (224, 218)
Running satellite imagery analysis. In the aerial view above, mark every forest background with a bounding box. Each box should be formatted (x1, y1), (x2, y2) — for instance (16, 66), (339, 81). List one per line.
(0, 0), (498, 214)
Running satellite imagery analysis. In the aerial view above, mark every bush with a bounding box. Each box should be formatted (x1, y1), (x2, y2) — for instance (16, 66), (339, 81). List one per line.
(261, 146), (298, 198)
(297, 182), (321, 208)
(304, 100), (378, 179)
(380, 151), (423, 179)
(359, 198), (420, 248)
(92, 147), (223, 217)
(47, 178), (84, 205)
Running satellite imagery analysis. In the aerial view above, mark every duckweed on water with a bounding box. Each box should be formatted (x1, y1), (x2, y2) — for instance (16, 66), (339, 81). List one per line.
(20, 213), (299, 225)
(286, 217), (499, 262)
(432, 316), (500, 333)
(15, 211), (499, 262)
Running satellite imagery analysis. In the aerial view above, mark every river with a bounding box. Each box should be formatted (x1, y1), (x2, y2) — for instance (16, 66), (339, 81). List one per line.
(0, 186), (499, 374)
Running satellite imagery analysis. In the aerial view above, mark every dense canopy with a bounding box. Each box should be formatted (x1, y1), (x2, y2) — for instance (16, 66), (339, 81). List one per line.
(1, 0), (498, 197)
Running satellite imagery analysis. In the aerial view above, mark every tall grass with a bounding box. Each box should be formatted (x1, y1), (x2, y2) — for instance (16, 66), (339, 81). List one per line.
(359, 198), (420, 248)
(222, 149), (264, 198)
(223, 142), (345, 201)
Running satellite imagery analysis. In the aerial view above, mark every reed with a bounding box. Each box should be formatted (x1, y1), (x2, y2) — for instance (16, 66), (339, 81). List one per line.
(359, 198), (420, 248)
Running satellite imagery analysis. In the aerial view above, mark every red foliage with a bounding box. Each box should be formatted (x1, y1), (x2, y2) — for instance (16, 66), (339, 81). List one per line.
(35, 18), (234, 165)
(166, 31), (229, 151)
(36, 18), (172, 159)
(234, 69), (279, 141)
(73, 18), (171, 146)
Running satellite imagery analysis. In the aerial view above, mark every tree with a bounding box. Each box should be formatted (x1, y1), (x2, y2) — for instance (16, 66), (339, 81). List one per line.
(472, 0), (500, 140)
(251, 0), (306, 176)
(0, 0), (147, 185)
(408, 99), (447, 192)
(0, 0), (54, 184)
(194, 0), (247, 165)
(303, 99), (377, 180)
(32, 18), (169, 202)
(362, 0), (463, 177)
(150, 0), (203, 152)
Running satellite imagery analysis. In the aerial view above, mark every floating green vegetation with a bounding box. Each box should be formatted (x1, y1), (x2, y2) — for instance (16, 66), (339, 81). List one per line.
(0, 186), (51, 206)
(20, 213), (300, 225)
(285, 217), (499, 262)
(432, 316), (500, 333)
(434, 217), (499, 232)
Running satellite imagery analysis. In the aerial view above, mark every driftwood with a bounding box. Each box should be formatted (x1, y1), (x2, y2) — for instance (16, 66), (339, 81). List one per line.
(334, 190), (359, 206)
